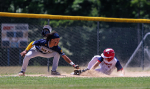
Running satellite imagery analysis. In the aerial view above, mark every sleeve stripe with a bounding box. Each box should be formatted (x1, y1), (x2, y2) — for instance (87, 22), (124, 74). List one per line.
(25, 41), (34, 51)
(117, 68), (123, 72)
(98, 60), (101, 63)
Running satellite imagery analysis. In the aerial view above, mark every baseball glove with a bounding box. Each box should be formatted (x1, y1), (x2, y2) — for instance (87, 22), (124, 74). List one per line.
(74, 69), (81, 75)
(73, 65), (81, 75)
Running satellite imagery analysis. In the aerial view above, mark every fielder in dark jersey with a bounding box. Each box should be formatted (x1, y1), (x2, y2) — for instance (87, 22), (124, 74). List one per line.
(33, 39), (64, 55)
(19, 32), (78, 76)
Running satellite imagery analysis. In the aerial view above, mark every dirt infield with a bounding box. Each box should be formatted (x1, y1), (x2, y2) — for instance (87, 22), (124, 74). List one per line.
(11, 70), (150, 77)
(1, 66), (150, 77)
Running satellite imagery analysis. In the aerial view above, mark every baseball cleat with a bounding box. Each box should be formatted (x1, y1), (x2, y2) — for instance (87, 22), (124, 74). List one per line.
(51, 70), (61, 75)
(18, 71), (25, 76)
(70, 72), (75, 75)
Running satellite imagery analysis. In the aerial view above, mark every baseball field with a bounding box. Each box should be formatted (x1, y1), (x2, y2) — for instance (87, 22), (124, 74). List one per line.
(0, 66), (150, 89)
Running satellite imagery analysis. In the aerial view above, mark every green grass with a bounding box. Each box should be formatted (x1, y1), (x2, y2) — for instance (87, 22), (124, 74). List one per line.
(0, 76), (150, 89)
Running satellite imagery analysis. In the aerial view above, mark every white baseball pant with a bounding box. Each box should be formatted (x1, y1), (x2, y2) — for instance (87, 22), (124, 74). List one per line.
(21, 46), (60, 72)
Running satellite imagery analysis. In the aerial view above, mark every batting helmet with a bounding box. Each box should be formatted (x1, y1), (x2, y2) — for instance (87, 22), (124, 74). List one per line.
(101, 48), (115, 60)
(42, 25), (52, 37)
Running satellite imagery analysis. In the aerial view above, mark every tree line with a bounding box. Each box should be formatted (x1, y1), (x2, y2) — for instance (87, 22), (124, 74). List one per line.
(0, 0), (150, 66)
(0, 0), (150, 19)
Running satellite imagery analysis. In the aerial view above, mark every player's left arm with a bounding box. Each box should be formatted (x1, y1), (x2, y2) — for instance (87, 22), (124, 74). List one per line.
(116, 61), (125, 76)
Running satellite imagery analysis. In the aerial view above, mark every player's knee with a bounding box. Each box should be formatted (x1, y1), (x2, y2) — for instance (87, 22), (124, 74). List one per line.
(53, 52), (60, 58)
(24, 54), (33, 60)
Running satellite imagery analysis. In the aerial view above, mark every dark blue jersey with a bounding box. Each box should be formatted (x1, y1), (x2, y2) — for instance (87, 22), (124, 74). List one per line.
(32, 39), (64, 55)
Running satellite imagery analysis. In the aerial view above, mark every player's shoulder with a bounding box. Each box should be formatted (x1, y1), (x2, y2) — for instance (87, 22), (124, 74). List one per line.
(97, 56), (104, 62)
(33, 39), (47, 45)
(114, 57), (119, 61)
(36, 39), (47, 42)
(112, 57), (120, 63)
(37, 39), (46, 41)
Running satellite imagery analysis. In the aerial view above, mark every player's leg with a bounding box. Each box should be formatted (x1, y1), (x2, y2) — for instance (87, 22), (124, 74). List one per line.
(51, 52), (60, 71)
(50, 52), (60, 75)
(19, 47), (41, 76)
(40, 51), (60, 75)
(95, 68), (110, 75)
(95, 64), (112, 75)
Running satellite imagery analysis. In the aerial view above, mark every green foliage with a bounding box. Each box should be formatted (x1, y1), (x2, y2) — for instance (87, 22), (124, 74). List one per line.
(131, 0), (150, 19)
(1, 0), (150, 19)
(72, 0), (84, 11)
(0, 77), (150, 89)
(0, 0), (150, 66)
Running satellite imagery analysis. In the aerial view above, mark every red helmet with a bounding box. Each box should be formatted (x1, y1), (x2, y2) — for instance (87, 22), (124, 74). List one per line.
(101, 48), (115, 60)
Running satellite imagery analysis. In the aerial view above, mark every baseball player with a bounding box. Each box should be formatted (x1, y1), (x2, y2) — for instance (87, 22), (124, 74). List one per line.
(81, 48), (125, 76)
(41, 25), (52, 37)
(19, 31), (78, 76)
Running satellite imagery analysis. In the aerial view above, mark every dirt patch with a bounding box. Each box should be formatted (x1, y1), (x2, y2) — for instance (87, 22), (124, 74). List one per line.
(80, 70), (110, 77)
(14, 70), (150, 77)
(3, 70), (150, 77)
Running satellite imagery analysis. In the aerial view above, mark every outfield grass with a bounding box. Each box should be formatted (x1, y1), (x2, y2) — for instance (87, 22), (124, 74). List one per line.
(0, 66), (150, 89)
(0, 76), (150, 89)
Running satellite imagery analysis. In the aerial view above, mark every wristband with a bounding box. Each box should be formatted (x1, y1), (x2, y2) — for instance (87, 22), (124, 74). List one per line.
(70, 62), (75, 66)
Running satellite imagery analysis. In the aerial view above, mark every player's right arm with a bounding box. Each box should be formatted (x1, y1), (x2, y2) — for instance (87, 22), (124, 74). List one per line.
(91, 61), (100, 70)
(20, 41), (34, 57)
(91, 57), (103, 70)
